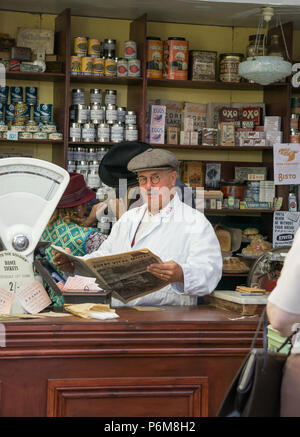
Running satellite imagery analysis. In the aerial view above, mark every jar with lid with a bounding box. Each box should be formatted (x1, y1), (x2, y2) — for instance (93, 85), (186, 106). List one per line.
(81, 123), (96, 142)
(246, 34), (267, 57)
(87, 147), (98, 161)
(97, 123), (110, 142)
(90, 88), (102, 105)
(67, 160), (76, 173)
(74, 146), (86, 162)
(125, 110), (136, 125)
(219, 53), (243, 83)
(106, 104), (118, 125)
(69, 122), (81, 142)
(76, 161), (89, 181)
(105, 89), (117, 106)
(268, 34), (284, 57)
(90, 103), (104, 124)
(87, 168), (101, 190)
(111, 122), (124, 143)
(117, 107), (126, 124)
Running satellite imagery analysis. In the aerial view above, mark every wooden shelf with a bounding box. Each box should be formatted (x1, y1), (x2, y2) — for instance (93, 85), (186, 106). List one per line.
(5, 71), (66, 82)
(151, 143), (273, 151)
(222, 272), (249, 277)
(70, 75), (143, 86)
(68, 141), (115, 146)
(0, 138), (64, 144)
(205, 208), (275, 214)
(147, 78), (288, 90)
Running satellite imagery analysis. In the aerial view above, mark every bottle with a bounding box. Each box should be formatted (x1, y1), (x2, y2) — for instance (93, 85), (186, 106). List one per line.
(288, 186), (297, 211)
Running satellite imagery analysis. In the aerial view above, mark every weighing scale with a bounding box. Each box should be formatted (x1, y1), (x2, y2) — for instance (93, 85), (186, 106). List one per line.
(0, 157), (69, 313)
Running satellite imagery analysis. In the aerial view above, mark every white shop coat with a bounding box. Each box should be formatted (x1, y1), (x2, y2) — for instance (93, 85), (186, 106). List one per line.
(83, 193), (222, 306)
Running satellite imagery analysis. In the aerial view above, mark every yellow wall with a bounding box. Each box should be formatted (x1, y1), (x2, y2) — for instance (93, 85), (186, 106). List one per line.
(0, 9), (296, 163)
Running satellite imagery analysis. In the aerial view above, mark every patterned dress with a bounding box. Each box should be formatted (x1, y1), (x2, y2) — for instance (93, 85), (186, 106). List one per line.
(41, 218), (107, 305)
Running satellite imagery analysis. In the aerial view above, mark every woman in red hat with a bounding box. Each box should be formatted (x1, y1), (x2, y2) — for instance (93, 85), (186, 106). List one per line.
(41, 172), (107, 305)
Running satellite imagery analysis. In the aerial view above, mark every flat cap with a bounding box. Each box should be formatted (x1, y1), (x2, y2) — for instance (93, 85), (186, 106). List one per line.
(127, 148), (179, 173)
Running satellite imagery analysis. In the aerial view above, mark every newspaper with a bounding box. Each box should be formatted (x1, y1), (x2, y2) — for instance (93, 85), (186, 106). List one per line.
(51, 245), (167, 303)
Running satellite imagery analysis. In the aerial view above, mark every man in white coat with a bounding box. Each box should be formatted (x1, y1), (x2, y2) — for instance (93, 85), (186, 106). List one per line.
(54, 148), (222, 306)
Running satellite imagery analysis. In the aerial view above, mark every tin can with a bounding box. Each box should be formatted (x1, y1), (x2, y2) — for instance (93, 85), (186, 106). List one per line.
(291, 97), (300, 114)
(69, 122), (81, 142)
(0, 123), (8, 132)
(25, 123), (39, 133)
(219, 53), (243, 83)
(117, 107), (126, 124)
(128, 59), (141, 77)
(5, 104), (15, 122)
(68, 147), (75, 161)
(74, 147), (86, 162)
(163, 37), (189, 80)
(117, 58), (128, 77)
(72, 88), (85, 105)
(105, 89), (117, 106)
(82, 123), (96, 142)
(0, 103), (4, 121)
(70, 56), (82, 76)
(98, 216), (111, 234)
(19, 132), (33, 139)
(25, 87), (38, 106)
(290, 129), (300, 143)
(11, 124), (26, 132)
(106, 104), (117, 125)
(125, 111), (136, 125)
(81, 57), (93, 75)
(67, 160), (76, 172)
(104, 58), (117, 77)
(14, 102), (28, 123)
(124, 40), (137, 59)
(41, 122), (57, 133)
(48, 132), (63, 140)
(39, 104), (52, 123)
(0, 86), (9, 104)
(9, 59), (20, 71)
(111, 122), (124, 143)
(90, 103), (104, 124)
(125, 124), (138, 141)
(33, 105), (40, 122)
(87, 148), (98, 162)
(97, 123), (110, 142)
(87, 168), (101, 190)
(76, 160), (89, 181)
(88, 39), (100, 56)
(73, 104), (88, 124)
(90, 89), (102, 105)
(146, 37), (163, 79)
(104, 39), (116, 58)
(290, 114), (299, 130)
(10, 86), (23, 104)
(33, 132), (48, 140)
(74, 37), (88, 56)
(92, 57), (105, 76)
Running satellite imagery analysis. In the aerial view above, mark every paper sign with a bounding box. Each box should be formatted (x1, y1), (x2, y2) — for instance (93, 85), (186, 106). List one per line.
(16, 280), (51, 314)
(273, 211), (300, 247)
(0, 288), (14, 314)
(274, 144), (300, 185)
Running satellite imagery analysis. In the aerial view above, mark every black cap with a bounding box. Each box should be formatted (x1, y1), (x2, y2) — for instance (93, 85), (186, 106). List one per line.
(98, 141), (151, 188)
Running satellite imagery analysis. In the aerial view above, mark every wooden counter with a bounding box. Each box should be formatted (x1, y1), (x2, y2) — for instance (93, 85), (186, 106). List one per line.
(0, 305), (261, 417)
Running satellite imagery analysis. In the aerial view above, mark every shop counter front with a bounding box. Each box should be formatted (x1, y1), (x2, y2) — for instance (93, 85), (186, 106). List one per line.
(0, 305), (261, 417)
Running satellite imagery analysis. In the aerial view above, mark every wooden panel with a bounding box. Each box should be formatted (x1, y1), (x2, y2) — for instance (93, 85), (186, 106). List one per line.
(47, 376), (208, 417)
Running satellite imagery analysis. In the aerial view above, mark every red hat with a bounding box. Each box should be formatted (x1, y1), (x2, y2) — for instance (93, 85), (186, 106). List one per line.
(57, 172), (96, 209)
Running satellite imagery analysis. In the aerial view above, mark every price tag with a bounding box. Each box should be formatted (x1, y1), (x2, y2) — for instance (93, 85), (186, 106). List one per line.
(0, 251), (34, 314)
(6, 130), (18, 141)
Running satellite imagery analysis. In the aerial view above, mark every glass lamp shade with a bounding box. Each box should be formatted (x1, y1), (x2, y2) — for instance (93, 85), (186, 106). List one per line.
(238, 56), (292, 85)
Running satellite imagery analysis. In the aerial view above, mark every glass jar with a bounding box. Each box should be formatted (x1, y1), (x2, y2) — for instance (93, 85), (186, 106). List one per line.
(219, 53), (243, 83)
(246, 34), (267, 57)
(268, 34), (284, 57)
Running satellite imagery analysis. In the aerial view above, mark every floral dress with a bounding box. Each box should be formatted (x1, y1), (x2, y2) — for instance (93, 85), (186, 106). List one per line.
(40, 218), (107, 305)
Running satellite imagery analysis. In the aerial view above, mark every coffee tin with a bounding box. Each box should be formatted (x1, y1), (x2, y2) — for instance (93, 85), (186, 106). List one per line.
(10, 86), (23, 104)
(88, 39), (100, 56)
(81, 57), (93, 75)
(74, 37), (88, 56)
(70, 56), (82, 76)
(92, 57), (105, 76)
(25, 87), (38, 105)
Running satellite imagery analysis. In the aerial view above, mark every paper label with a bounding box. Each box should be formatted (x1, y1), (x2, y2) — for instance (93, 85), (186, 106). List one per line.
(0, 288), (14, 314)
(16, 280), (51, 314)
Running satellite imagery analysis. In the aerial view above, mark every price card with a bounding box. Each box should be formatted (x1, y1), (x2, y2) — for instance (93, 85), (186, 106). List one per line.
(16, 280), (51, 314)
(0, 288), (14, 314)
(0, 251), (34, 314)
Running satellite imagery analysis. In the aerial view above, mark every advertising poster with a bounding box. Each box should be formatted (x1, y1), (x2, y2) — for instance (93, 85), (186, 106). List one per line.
(273, 211), (300, 247)
(273, 143), (300, 185)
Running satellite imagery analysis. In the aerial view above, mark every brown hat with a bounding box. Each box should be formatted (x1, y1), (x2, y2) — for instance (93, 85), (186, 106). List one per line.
(127, 148), (179, 173)
(57, 172), (96, 208)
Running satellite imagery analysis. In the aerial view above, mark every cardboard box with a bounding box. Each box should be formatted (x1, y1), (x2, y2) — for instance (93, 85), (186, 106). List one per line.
(17, 27), (54, 54)
(181, 161), (204, 188)
(10, 46), (32, 61)
(167, 126), (179, 144)
(182, 102), (207, 129)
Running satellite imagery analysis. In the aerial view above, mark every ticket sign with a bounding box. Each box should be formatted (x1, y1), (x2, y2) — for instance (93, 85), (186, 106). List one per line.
(0, 250), (34, 314)
(273, 144), (300, 185)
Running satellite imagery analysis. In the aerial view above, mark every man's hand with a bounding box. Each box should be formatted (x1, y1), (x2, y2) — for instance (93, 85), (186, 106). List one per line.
(147, 261), (184, 284)
(84, 202), (108, 227)
(53, 247), (75, 274)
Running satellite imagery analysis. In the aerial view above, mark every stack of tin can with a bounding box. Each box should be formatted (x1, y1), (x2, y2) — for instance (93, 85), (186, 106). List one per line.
(0, 85), (63, 140)
(71, 37), (141, 78)
(69, 88), (138, 143)
(67, 145), (109, 190)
